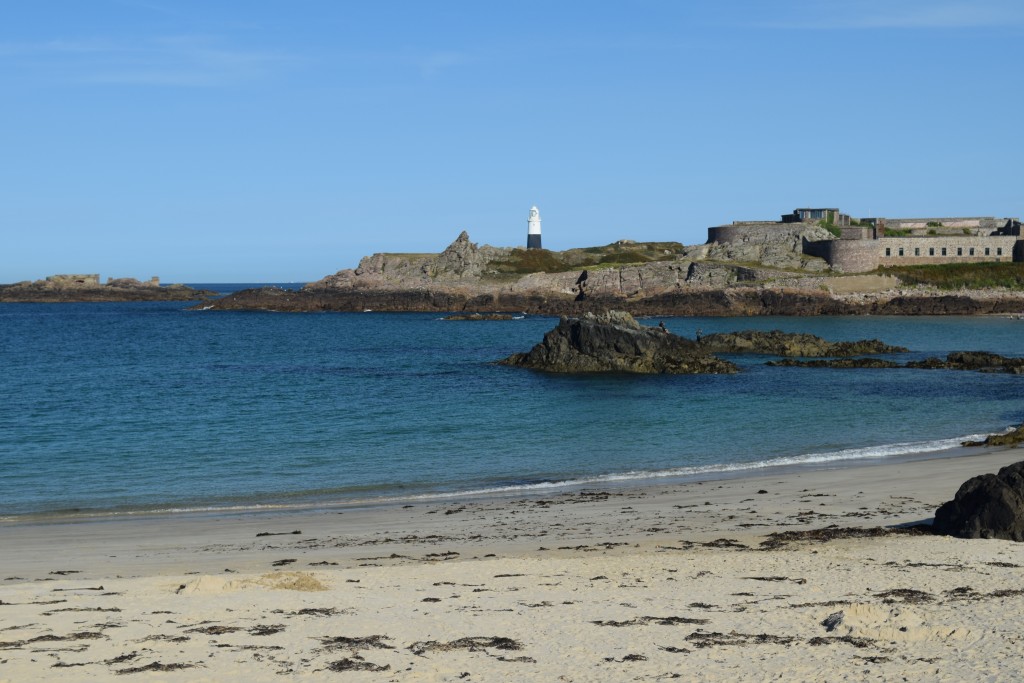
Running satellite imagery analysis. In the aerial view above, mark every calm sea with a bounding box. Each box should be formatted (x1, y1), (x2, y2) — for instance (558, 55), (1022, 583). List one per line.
(1, 288), (1022, 519)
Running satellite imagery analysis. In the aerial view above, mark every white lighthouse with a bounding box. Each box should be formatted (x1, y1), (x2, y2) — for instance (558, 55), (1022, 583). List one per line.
(527, 205), (542, 249)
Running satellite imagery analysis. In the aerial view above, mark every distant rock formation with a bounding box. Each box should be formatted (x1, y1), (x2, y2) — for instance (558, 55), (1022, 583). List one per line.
(933, 460), (1024, 541)
(697, 330), (908, 357)
(498, 310), (738, 374)
(771, 351), (1024, 373)
(0, 274), (214, 303)
(442, 313), (515, 321)
(906, 351), (1024, 374)
(767, 358), (903, 369)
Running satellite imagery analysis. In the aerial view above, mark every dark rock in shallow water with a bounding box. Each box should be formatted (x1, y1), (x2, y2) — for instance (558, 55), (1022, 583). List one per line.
(907, 351), (1024, 374)
(697, 330), (907, 357)
(442, 312), (514, 321)
(498, 310), (738, 374)
(963, 424), (1024, 448)
(933, 460), (1024, 541)
(766, 358), (903, 369)
(769, 351), (1024, 373)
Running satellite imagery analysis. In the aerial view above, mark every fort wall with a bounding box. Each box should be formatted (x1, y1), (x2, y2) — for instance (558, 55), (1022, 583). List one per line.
(709, 209), (1023, 273)
(803, 240), (882, 273)
(877, 236), (1018, 267)
(707, 223), (806, 245)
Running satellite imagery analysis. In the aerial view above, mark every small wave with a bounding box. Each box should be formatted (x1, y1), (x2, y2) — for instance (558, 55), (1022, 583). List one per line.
(0, 433), (992, 522)
(367, 433), (987, 504)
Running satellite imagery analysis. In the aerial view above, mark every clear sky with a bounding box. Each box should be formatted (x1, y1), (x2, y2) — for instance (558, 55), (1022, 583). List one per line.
(3, 1), (1022, 283)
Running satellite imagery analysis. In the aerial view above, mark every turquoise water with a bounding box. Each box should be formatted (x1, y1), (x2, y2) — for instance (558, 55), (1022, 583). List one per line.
(1, 295), (1022, 518)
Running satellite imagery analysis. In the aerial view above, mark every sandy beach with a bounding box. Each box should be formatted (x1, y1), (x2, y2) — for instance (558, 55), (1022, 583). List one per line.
(2, 449), (1023, 682)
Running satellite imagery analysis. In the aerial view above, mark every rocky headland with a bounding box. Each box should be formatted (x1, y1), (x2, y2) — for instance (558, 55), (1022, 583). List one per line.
(199, 230), (1024, 316)
(0, 274), (215, 303)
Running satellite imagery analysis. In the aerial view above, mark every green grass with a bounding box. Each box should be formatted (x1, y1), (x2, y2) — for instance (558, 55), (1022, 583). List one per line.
(878, 262), (1024, 290)
(488, 241), (686, 274)
(817, 218), (842, 238)
(598, 250), (651, 264)
(883, 228), (913, 237)
(487, 249), (574, 274)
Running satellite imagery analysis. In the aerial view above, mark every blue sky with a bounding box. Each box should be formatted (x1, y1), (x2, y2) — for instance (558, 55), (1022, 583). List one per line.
(2, 1), (1022, 282)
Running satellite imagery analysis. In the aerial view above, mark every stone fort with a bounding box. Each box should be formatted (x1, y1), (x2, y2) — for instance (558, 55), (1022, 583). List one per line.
(707, 208), (1024, 273)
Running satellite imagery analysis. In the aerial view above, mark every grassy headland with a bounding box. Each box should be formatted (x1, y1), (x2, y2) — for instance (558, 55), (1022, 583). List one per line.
(878, 262), (1024, 290)
(486, 241), (686, 274)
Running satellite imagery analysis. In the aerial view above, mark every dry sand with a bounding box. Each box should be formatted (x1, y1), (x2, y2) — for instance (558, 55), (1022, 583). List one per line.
(2, 449), (1024, 682)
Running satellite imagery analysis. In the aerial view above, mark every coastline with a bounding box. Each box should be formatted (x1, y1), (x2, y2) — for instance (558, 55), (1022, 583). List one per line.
(2, 447), (1022, 681)
(0, 433), (996, 523)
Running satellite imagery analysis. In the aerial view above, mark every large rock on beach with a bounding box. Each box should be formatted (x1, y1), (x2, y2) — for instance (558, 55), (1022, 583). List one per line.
(933, 460), (1024, 541)
(697, 330), (908, 357)
(498, 310), (738, 374)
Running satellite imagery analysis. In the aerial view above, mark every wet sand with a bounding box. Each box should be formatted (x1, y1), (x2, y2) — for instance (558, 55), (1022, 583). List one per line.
(2, 449), (1023, 681)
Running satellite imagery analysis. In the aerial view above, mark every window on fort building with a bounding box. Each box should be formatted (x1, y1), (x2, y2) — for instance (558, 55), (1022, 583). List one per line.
(898, 248), (904, 256)
(929, 247), (935, 256)
(942, 247), (947, 256)
(957, 247), (963, 256)
(998, 247), (1003, 256)
(914, 247), (920, 256)
(985, 247), (990, 256)
(970, 247), (975, 256)
(885, 247), (891, 256)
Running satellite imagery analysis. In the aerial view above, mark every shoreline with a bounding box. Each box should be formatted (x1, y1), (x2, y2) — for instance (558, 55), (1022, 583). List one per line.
(0, 434), (999, 525)
(1, 446), (1019, 575)
(2, 447), (1022, 681)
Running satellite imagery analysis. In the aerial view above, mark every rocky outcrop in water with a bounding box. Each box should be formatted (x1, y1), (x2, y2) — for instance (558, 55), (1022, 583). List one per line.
(767, 358), (903, 369)
(769, 351), (1024, 373)
(442, 313), (515, 321)
(499, 311), (738, 374)
(907, 352), (1024, 374)
(697, 330), (908, 357)
(963, 425), (1024, 447)
(0, 274), (215, 303)
(933, 461), (1024, 541)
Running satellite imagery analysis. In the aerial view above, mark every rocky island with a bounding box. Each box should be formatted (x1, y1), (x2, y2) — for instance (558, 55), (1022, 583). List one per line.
(199, 217), (1024, 316)
(499, 310), (737, 374)
(0, 274), (215, 303)
(499, 311), (914, 374)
